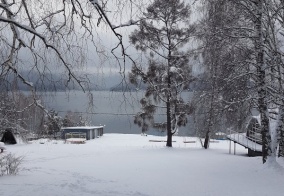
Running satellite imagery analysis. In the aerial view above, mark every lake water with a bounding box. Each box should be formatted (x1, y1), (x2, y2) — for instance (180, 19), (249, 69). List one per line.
(45, 91), (195, 136)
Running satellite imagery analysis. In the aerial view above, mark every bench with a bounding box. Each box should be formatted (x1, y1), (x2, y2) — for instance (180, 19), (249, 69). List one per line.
(65, 138), (86, 144)
(183, 141), (196, 143)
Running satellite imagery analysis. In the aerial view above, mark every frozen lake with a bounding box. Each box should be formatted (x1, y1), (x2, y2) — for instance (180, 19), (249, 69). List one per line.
(44, 90), (194, 136)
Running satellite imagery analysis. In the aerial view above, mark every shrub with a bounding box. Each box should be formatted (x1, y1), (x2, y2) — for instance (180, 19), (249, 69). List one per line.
(0, 153), (24, 176)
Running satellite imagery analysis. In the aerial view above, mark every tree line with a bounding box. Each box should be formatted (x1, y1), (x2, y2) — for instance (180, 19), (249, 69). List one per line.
(0, 90), (90, 137)
(191, 0), (284, 163)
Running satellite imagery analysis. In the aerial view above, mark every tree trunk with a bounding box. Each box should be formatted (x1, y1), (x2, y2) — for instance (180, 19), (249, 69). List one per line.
(204, 131), (210, 149)
(255, 0), (271, 163)
(279, 128), (284, 157)
(166, 64), (172, 148)
(278, 107), (284, 157)
(166, 35), (172, 147)
(204, 91), (215, 149)
(166, 102), (172, 147)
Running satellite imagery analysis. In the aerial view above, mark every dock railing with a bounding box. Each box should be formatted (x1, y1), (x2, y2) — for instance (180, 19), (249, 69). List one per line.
(228, 130), (262, 153)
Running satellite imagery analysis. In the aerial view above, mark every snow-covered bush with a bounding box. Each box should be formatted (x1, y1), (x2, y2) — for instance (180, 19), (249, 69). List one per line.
(0, 153), (24, 176)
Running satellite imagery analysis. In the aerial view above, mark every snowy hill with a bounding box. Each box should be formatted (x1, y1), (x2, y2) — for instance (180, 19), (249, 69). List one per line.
(1, 134), (284, 196)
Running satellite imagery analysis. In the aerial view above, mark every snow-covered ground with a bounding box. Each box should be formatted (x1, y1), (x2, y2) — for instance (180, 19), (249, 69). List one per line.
(1, 134), (284, 196)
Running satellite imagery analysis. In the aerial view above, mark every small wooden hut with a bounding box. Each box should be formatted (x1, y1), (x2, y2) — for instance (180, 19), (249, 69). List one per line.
(61, 126), (104, 140)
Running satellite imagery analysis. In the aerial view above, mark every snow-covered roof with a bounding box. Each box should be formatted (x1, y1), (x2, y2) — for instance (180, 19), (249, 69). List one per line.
(61, 126), (104, 130)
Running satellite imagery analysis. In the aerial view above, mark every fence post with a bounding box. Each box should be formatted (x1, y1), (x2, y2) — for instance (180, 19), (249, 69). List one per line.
(229, 140), (231, 154)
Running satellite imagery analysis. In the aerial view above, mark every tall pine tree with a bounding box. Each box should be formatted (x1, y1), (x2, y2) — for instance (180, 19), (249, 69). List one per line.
(129, 0), (195, 147)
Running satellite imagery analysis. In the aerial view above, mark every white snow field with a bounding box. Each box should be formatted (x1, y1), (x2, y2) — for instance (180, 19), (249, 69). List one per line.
(1, 134), (284, 196)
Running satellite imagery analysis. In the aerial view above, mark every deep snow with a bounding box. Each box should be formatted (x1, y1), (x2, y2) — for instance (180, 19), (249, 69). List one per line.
(1, 134), (284, 196)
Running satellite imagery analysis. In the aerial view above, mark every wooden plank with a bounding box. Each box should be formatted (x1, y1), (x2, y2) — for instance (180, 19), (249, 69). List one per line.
(149, 140), (176, 142)
(183, 141), (196, 143)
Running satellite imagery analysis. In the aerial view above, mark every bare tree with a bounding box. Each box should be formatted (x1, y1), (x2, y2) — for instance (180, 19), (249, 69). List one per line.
(0, 89), (45, 134)
(195, 0), (253, 148)
(0, 0), (145, 124)
(234, 0), (284, 162)
(197, 0), (284, 161)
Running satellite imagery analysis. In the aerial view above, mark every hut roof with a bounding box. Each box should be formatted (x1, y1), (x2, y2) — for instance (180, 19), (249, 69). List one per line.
(61, 126), (104, 130)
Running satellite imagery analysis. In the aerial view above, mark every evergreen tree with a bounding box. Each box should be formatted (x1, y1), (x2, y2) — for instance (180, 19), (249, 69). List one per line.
(62, 111), (76, 127)
(129, 0), (195, 147)
(46, 110), (62, 136)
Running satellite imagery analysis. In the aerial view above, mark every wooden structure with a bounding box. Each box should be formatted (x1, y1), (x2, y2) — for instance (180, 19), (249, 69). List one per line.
(61, 126), (104, 141)
(213, 131), (227, 140)
(246, 117), (262, 144)
(65, 132), (87, 144)
(227, 117), (262, 156)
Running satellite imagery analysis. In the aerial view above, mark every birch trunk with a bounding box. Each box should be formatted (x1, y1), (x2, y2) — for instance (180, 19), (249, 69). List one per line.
(255, 0), (271, 163)
(278, 107), (284, 157)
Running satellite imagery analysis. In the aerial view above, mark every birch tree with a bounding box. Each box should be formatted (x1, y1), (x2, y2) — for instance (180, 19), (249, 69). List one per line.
(200, 0), (284, 161)
(195, 0), (253, 148)
(0, 0), (144, 121)
(263, 0), (284, 159)
(234, 0), (284, 162)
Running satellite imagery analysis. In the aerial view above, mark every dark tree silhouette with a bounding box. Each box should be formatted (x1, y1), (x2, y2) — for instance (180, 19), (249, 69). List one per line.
(129, 0), (195, 147)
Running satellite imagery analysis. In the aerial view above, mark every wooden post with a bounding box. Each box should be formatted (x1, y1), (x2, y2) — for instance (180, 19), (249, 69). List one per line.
(229, 140), (231, 154)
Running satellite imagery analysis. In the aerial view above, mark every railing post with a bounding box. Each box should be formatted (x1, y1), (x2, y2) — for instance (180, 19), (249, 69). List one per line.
(256, 138), (257, 151)
(229, 140), (231, 154)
